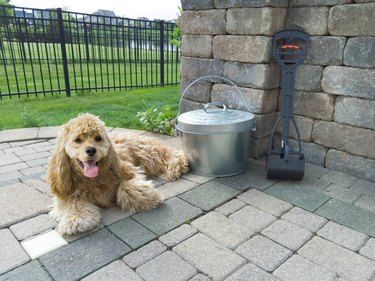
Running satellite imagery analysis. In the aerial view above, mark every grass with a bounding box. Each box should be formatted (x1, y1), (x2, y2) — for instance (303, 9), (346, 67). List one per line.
(0, 86), (181, 131)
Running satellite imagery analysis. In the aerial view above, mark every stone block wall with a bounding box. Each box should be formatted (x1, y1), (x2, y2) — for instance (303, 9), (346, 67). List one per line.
(179, 0), (375, 182)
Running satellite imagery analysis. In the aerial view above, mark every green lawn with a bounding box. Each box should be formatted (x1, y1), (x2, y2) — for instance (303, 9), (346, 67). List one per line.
(0, 86), (181, 131)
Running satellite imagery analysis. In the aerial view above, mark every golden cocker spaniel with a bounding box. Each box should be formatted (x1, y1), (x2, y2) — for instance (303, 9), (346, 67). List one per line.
(47, 113), (189, 235)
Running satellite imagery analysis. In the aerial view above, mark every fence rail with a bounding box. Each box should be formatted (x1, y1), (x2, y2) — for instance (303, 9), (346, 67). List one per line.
(0, 5), (180, 99)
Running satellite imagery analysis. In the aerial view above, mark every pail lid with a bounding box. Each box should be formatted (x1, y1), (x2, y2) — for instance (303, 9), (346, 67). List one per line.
(177, 102), (255, 134)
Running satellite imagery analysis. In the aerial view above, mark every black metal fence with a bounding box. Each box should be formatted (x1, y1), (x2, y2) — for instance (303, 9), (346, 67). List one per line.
(0, 5), (180, 99)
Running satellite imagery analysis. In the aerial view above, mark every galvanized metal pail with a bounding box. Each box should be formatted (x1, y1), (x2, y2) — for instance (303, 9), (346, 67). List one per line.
(176, 76), (256, 177)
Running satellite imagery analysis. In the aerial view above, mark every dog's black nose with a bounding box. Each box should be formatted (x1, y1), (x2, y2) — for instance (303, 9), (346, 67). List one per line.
(86, 146), (97, 157)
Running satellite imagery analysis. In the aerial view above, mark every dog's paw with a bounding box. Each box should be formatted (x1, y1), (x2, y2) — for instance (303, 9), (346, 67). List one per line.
(159, 152), (189, 182)
(57, 215), (100, 235)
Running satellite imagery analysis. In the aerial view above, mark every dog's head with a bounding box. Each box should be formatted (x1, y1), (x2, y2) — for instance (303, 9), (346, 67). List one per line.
(61, 113), (111, 178)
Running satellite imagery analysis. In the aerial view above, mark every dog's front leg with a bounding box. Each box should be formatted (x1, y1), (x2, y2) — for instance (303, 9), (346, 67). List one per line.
(51, 197), (101, 235)
(117, 173), (164, 213)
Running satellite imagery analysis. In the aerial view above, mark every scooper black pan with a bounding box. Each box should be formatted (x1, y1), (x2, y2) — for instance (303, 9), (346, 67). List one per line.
(266, 29), (309, 181)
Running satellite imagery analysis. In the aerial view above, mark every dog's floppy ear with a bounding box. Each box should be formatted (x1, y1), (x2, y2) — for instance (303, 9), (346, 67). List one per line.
(47, 125), (74, 199)
(107, 141), (135, 180)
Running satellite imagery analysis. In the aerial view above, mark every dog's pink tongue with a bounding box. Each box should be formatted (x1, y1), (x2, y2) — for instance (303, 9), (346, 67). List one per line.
(83, 160), (99, 178)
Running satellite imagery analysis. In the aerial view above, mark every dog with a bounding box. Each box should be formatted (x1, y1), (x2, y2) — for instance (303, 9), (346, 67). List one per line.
(47, 113), (189, 235)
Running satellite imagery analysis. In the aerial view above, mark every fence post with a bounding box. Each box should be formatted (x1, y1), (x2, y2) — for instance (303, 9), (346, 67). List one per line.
(159, 20), (164, 86)
(57, 8), (71, 97)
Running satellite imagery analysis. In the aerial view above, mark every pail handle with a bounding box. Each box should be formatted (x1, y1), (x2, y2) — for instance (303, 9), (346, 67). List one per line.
(204, 102), (227, 112)
(178, 75), (253, 115)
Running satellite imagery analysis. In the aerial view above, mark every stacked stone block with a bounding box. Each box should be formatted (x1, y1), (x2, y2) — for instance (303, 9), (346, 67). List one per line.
(179, 0), (375, 181)
(179, 0), (288, 158)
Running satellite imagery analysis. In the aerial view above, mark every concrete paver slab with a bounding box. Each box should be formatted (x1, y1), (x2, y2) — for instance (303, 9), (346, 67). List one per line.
(136, 251), (197, 281)
(0, 183), (52, 228)
(0, 229), (30, 275)
(224, 263), (279, 281)
(82, 260), (143, 281)
(123, 240), (167, 269)
(0, 260), (52, 281)
(235, 235), (292, 272)
(273, 254), (337, 281)
(108, 218), (156, 249)
(192, 211), (254, 249)
(10, 214), (57, 241)
(173, 233), (246, 281)
(39, 229), (131, 281)
(261, 220), (313, 251)
(360, 238), (375, 261)
(215, 199), (246, 216)
(317, 221), (368, 251)
(158, 224), (198, 247)
(132, 197), (202, 235)
(179, 181), (240, 211)
(316, 199), (375, 237)
(298, 237), (375, 281)
(281, 207), (328, 233)
(229, 205), (276, 232)
(238, 189), (292, 216)
(265, 181), (331, 212)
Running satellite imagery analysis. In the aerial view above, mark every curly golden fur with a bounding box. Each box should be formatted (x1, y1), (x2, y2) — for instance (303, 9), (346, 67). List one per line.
(47, 113), (189, 235)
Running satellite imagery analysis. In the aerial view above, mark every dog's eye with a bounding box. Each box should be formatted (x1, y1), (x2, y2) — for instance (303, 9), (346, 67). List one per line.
(95, 136), (102, 142)
(75, 137), (82, 144)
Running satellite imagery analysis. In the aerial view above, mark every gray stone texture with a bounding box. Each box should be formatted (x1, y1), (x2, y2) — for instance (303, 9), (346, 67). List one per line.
(360, 238), (375, 261)
(320, 170), (358, 188)
(0, 261), (52, 281)
(215, 0), (289, 8)
(211, 84), (278, 114)
(235, 235), (292, 272)
(295, 65), (323, 91)
(181, 57), (224, 80)
(191, 211), (254, 249)
(305, 36), (346, 66)
(0, 229), (30, 275)
(224, 62), (280, 89)
(265, 181), (330, 212)
(181, 0), (214, 10)
(108, 218), (156, 249)
(132, 197), (202, 235)
(158, 224), (198, 247)
(39, 229), (131, 281)
(334, 96), (375, 130)
(181, 35), (213, 58)
(157, 179), (199, 200)
(180, 10), (226, 35)
(350, 179), (375, 197)
(261, 220), (313, 251)
(136, 251), (197, 281)
(322, 66), (375, 99)
(312, 121), (375, 159)
(273, 254), (337, 281)
(293, 91), (334, 120)
(0, 183), (51, 228)
(179, 181), (240, 211)
(276, 115), (314, 141)
(281, 207), (328, 233)
(229, 205), (276, 232)
(344, 37), (375, 68)
(325, 149), (375, 182)
(213, 35), (273, 63)
(289, 0), (352, 6)
(328, 3), (375, 36)
(298, 237), (375, 281)
(180, 78), (212, 103)
(253, 112), (277, 139)
(173, 233), (246, 281)
(10, 214), (57, 241)
(317, 221), (368, 251)
(224, 263), (279, 281)
(316, 199), (375, 237)
(226, 8), (287, 35)
(82, 261), (142, 281)
(286, 7), (329, 35)
(238, 189), (292, 216)
(215, 199), (246, 216)
(123, 241), (167, 268)
(322, 184), (361, 204)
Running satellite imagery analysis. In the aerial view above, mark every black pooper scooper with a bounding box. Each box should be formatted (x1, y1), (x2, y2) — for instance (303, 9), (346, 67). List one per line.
(266, 29), (309, 181)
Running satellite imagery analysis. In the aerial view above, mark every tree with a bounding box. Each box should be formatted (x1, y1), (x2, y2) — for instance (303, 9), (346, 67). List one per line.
(0, 0), (14, 48)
